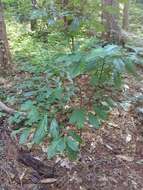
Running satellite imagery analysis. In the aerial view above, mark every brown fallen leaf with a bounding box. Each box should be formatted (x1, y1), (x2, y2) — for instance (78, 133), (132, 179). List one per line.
(40, 178), (57, 184)
(116, 155), (134, 162)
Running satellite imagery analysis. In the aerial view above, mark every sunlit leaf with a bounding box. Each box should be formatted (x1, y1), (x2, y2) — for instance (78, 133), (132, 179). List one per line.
(19, 128), (31, 144)
(50, 119), (59, 138)
(33, 115), (48, 144)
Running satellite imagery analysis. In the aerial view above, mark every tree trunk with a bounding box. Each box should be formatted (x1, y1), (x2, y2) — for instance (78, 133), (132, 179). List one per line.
(61, 0), (69, 31)
(122, 0), (129, 31)
(31, 0), (37, 31)
(102, 0), (121, 43)
(0, 0), (11, 75)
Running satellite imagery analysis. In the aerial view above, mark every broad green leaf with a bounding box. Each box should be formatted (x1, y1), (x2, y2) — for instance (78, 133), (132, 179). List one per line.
(113, 59), (125, 72)
(68, 131), (82, 143)
(21, 100), (34, 111)
(53, 88), (63, 100)
(19, 128), (31, 144)
(113, 72), (122, 88)
(66, 137), (79, 152)
(47, 138), (63, 159)
(70, 108), (86, 128)
(125, 61), (137, 76)
(50, 119), (59, 138)
(104, 45), (119, 55)
(86, 48), (104, 63)
(9, 112), (23, 124)
(47, 144), (57, 159)
(27, 107), (39, 124)
(94, 106), (108, 120)
(66, 146), (78, 160)
(33, 115), (48, 144)
(88, 113), (100, 129)
(56, 138), (66, 152)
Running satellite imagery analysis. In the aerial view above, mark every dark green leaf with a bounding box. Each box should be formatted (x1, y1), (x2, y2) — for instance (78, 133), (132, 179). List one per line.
(47, 144), (57, 159)
(88, 113), (100, 129)
(66, 146), (78, 160)
(66, 137), (79, 152)
(27, 107), (40, 124)
(50, 119), (59, 138)
(94, 106), (108, 120)
(33, 115), (48, 144)
(21, 100), (34, 111)
(19, 128), (31, 144)
(69, 108), (86, 128)
(56, 138), (66, 152)
(68, 131), (82, 143)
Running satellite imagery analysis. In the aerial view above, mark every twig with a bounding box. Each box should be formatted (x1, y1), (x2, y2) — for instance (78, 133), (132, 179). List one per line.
(0, 101), (26, 116)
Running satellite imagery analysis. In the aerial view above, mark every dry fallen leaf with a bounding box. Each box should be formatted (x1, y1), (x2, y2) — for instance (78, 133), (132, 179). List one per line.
(40, 178), (57, 184)
(136, 159), (143, 164)
(116, 155), (134, 162)
(19, 169), (27, 181)
(126, 134), (132, 143)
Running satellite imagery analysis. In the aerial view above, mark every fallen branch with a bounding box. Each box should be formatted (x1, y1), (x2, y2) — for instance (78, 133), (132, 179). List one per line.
(17, 151), (56, 178)
(0, 101), (26, 116)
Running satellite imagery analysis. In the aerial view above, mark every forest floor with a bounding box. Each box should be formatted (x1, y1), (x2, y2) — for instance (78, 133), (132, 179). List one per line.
(0, 66), (143, 190)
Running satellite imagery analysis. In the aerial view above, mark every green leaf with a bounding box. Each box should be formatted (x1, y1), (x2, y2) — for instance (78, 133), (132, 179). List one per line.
(70, 108), (86, 128)
(56, 138), (66, 152)
(125, 61), (137, 76)
(113, 72), (122, 88)
(50, 119), (59, 138)
(53, 88), (63, 100)
(47, 137), (66, 159)
(19, 128), (31, 144)
(21, 100), (34, 111)
(27, 107), (40, 124)
(88, 113), (100, 129)
(113, 58), (125, 72)
(86, 48), (104, 63)
(66, 137), (79, 152)
(66, 146), (78, 160)
(68, 131), (82, 143)
(9, 112), (23, 124)
(33, 115), (48, 144)
(47, 143), (57, 159)
(104, 45), (119, 55)
(94, 105), (108, 120)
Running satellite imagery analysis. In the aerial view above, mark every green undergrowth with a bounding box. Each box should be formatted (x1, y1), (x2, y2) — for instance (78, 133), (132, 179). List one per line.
(2, 22), (141, 160)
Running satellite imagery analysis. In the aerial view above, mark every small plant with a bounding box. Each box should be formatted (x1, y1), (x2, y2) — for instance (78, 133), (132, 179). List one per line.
(9, 42), (137, 160)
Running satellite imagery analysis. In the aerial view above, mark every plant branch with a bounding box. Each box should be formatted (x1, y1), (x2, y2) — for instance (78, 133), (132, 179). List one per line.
(0, 101), (26, 116)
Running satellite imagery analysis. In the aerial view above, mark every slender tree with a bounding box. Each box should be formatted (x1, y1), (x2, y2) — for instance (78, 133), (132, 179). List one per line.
(122, 0), (129, 31)
(61, 0), (69, 31)
(0, 0), (11, 75)
(102, 0), (121, 43)
(31, 0), (37, 31)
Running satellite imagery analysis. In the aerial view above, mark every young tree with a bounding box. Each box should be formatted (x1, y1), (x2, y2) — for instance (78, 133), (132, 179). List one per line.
(122, 0), (129, 31)
(31, 0), (37, 31)
(102, 0), (121, 43)
(0, 0), (11, 75)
